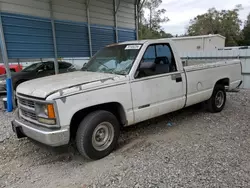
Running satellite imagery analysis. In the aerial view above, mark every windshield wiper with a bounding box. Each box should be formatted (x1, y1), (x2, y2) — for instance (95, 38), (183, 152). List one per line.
(81, 67), (88, 71)
(112, 70), (127, 75)
(81, 63), (90, 71)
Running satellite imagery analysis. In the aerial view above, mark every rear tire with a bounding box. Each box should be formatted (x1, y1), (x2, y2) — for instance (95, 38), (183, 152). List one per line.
(76, 110), (120, 160)
(207, 84), (226, 113)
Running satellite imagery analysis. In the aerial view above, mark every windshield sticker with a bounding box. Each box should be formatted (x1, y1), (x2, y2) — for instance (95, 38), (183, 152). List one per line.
(125, 45), (141, 50)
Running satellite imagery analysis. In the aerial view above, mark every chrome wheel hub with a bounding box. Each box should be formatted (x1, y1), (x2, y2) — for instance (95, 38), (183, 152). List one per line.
(215, 91), (224, 108)
(92, 122), (114, 151)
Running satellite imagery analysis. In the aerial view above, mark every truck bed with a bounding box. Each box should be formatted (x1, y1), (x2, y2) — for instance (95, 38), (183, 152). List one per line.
(183, 59), (242, 107)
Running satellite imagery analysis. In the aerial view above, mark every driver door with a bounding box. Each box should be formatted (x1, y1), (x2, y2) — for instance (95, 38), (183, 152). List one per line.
(130, 43), (186, 124)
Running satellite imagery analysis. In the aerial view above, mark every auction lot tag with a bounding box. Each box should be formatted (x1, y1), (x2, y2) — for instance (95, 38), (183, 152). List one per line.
(125, 45), (141, 50)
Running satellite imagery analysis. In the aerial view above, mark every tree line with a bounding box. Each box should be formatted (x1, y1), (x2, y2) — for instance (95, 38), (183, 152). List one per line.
(138, 0), (250, 46)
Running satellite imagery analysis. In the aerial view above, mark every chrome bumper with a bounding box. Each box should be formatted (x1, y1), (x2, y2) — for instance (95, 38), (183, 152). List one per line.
(12, 118), (70, 147)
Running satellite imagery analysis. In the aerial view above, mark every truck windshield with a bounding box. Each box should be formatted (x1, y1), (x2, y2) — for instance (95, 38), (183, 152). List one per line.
(82, 44), (141, 75)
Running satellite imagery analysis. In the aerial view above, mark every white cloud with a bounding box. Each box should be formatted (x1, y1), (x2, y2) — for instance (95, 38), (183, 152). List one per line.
(158, 0), (250, 35)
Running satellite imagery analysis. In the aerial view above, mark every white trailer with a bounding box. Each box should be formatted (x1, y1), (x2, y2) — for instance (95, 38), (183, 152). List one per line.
(171, 34), (226, 53)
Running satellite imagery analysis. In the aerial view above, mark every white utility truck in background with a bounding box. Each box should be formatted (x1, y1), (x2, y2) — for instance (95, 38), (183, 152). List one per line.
(12, 39), (242, 160)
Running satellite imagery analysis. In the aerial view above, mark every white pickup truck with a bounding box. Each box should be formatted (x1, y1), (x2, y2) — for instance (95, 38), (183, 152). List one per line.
(12, 39), (242, 160)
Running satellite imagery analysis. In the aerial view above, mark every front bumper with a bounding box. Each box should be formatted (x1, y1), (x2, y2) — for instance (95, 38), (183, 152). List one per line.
(12, 118), (70, 147)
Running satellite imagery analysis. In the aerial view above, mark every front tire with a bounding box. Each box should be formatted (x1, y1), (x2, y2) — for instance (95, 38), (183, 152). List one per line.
(207, 84), (226, 113)
(76, 110), (120, 160)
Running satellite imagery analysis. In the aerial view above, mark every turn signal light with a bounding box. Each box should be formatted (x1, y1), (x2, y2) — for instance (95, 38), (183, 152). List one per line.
(47, 104), (56, 119)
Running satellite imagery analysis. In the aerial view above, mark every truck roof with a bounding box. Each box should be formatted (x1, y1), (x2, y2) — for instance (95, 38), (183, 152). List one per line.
(119, 38), (172, 45)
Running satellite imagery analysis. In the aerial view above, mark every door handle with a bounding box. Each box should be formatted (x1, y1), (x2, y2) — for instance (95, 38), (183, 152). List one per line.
(176, 76), (182, 82)
(171, 73), (182, 82)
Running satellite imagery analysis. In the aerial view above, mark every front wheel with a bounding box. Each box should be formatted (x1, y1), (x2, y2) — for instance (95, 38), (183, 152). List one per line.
(76, 110), (120, 160)
(207, 84), (226, 113)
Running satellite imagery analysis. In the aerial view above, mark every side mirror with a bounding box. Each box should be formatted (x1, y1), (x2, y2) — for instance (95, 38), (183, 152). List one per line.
(139, 61), (156, 71)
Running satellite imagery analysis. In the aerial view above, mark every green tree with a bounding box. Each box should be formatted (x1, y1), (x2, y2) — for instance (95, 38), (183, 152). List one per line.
(241, 13), (250, 45)
(144, 0), (169, 31)
(139, 24), (173, 39)
(187, 5), (243, 46)
(159, 30), (173, 38)
(138, 0), (171, 39)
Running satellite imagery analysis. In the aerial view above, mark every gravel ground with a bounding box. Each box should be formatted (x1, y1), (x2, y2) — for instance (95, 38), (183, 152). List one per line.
(0, 90), (250, 188)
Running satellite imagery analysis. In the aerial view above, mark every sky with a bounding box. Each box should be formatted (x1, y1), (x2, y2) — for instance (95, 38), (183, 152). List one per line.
(158, 0), (250, 35)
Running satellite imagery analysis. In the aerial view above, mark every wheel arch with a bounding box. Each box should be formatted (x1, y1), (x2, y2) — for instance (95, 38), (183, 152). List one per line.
(70, 102), (127, 138)
(207, 78), (229, 99)
(215, 78), (230, 87)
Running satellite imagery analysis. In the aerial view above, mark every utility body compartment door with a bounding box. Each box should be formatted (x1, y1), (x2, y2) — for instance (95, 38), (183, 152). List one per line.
(130, 43), (186, 124)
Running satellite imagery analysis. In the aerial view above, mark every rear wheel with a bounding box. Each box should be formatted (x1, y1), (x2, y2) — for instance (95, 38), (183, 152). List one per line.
(76, 110), (120, 160)
(207, 84), (226, 113)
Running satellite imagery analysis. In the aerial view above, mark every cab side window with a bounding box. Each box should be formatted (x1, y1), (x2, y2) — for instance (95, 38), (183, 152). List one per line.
(137, 44), (177, 78)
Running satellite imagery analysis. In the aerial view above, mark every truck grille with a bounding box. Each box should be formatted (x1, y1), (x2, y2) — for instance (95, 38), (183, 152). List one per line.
(20, 109), (37, 120)
(17, 95), (58, 128)
(18, 96), (37, 122)
(19, 98), (35, 109)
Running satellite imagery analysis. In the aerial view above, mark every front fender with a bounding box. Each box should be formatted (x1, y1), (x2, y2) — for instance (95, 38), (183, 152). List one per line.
(53, 83), (134, 127)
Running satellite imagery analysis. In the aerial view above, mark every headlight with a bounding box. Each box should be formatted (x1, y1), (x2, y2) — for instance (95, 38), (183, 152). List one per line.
(35, 103), (56, 125)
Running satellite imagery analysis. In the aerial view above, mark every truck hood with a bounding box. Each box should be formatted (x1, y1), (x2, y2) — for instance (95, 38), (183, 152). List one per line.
(17, 71), (126, 98)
